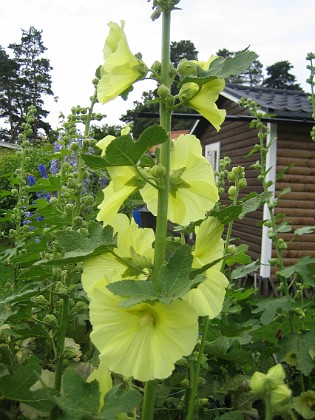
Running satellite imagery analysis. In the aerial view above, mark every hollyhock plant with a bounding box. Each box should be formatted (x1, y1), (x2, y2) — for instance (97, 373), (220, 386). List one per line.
(97, 21), (148, 104)
(89, 284), (199, 382)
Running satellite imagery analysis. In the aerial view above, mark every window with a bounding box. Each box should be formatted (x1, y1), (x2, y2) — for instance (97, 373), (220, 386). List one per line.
(205, 142), (220, 173)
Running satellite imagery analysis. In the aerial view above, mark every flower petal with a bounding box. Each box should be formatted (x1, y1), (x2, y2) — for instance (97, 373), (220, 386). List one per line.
(90, 288), (198, 381)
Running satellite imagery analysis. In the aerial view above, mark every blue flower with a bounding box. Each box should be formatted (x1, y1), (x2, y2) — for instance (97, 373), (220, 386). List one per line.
(38, 164), (48, 179)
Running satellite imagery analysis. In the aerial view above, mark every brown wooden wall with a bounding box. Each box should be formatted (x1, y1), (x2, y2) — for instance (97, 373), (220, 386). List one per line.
(199, 98), (263, 261)
(273, 123), (315, 267)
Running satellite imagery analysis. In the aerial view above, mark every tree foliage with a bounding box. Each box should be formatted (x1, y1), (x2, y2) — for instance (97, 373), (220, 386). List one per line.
(0, 27), (55, 142)
(262, 60), (303, 91)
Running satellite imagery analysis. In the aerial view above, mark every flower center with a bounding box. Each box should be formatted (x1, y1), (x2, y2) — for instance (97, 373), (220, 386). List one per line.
(169, 167), (191, 198)
(138, 308), (157, 327)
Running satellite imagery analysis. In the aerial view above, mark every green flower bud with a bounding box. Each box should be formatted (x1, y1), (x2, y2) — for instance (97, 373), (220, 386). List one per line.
(157, 84), (170, 98)
(179, 82), (199, 103)
(177, 59), (197, 76)
(43, 314), (58, 327)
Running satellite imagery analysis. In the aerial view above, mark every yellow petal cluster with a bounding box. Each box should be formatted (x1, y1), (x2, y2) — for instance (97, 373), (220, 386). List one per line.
(141, 134), (219, 226)
(97, 21), (147, 104)
(82, 214), (154, 297)
(183, 217), (228, 317)
(89, 285), (199, 382)
(179, 56), (226, 131)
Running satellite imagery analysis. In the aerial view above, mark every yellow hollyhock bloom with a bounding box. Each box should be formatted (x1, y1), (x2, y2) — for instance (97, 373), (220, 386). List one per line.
(89, 285), (199, 381)
(87, 359), (112, 411)
(183, 216), (228, 317)
(82, 214), (154, 297)
(179, 56), (226, 131)
(141, 134), (219, 226)
(97, 165), (139, 225)
(98, 21), (147, 104)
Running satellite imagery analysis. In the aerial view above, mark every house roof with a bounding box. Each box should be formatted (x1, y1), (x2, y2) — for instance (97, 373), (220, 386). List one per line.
(0, 141), (21, 150)
(223, 84), (313, 119)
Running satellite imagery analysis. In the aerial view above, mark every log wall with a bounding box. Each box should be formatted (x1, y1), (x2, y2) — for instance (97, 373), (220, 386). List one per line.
(199, 98), (263, 261)
(273, 124), (315, 268)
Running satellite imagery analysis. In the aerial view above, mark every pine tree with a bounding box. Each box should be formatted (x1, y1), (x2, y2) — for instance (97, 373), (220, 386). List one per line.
(262, 60), (303, 91)
(7, 26), (55, 141)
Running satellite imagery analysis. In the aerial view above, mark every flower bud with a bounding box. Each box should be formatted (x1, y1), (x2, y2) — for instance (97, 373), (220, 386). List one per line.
(177, 59), (197, 76)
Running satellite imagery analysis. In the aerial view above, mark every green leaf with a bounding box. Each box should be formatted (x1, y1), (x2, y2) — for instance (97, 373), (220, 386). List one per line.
(279, 256), (315, 287)
(179, 51), (258, 87)
(225, 244), (251, 267)
(277, 221), (291, 233)
(54, 368), (100, 419)
(231, 260), (260, 280)
(38, 222), (116, 265)
(252, 296), (292, 325)
(28, 175), (62, 192)
(0, 357), (41, 403)
(81, 154), (107, 170)
(279, 332), (315, 376)
(108, 245), (200, 306)
(294, 226), (315, 236)
(107, 280), (159, 307)
(239, 191), (272, 219)
(157, 244), (193, 299)
(210, 205), (242, 224)
(99, 386), (142, 419)
(104, 125), (168, 166)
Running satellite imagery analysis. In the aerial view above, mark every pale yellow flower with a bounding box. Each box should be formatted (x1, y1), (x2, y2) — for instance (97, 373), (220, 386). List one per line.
(141, 134), (219, 226)
(87, 359), (112, 411)
(183, 216), (228, 317)
(82, 214), (154, 298)
(89, 285), (199, 381)
(98, 21), (147, 104)
(179, 56), (226, 131)
(97, 165), (139, 225)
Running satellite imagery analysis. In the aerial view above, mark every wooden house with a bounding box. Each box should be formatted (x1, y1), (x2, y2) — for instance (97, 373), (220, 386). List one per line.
(191, 84), (315, 278)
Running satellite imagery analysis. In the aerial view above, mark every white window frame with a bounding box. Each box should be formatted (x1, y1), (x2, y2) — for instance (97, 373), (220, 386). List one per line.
(205, 142), (221, 173)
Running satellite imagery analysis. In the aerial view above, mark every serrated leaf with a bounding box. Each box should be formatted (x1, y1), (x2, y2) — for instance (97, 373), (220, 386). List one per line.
(100, 386), (142, 419)
(108, 245), (200, 306)
(231, 260), (260, 280)
(107, 280), (159, 307)
(28, 175), (62, 192)
(54, 368), (100, 419)
(157, 245), (192, 296)
(210, 205), (242, 224)
(0, 357), (40, 401)
(81, 154), (107, 170)
(279, 257), (315, 287)
(38, 222), (116, 265)
(104, 125), (168, 166)
(277, 221), (291, 233)
(279, 332), (315, 376)
(252, 296), (292, 325)
(225, 244), (251, 267)
(294, 226), (315, 236)
(239, 191), (272, 219)
(179, 51), (258, 87)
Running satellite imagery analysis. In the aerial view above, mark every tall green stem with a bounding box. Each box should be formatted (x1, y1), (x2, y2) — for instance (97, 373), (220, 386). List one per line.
(141, 9), (172, 420)
(152, 10), (172, 284)
(186, 317), (210, 420)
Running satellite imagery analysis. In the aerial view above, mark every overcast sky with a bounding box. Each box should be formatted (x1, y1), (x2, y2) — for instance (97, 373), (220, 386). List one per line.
(1, 0), (314, 129)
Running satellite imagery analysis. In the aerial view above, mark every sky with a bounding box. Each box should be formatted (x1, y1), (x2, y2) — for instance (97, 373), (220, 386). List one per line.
(1, 0), (314, 129)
